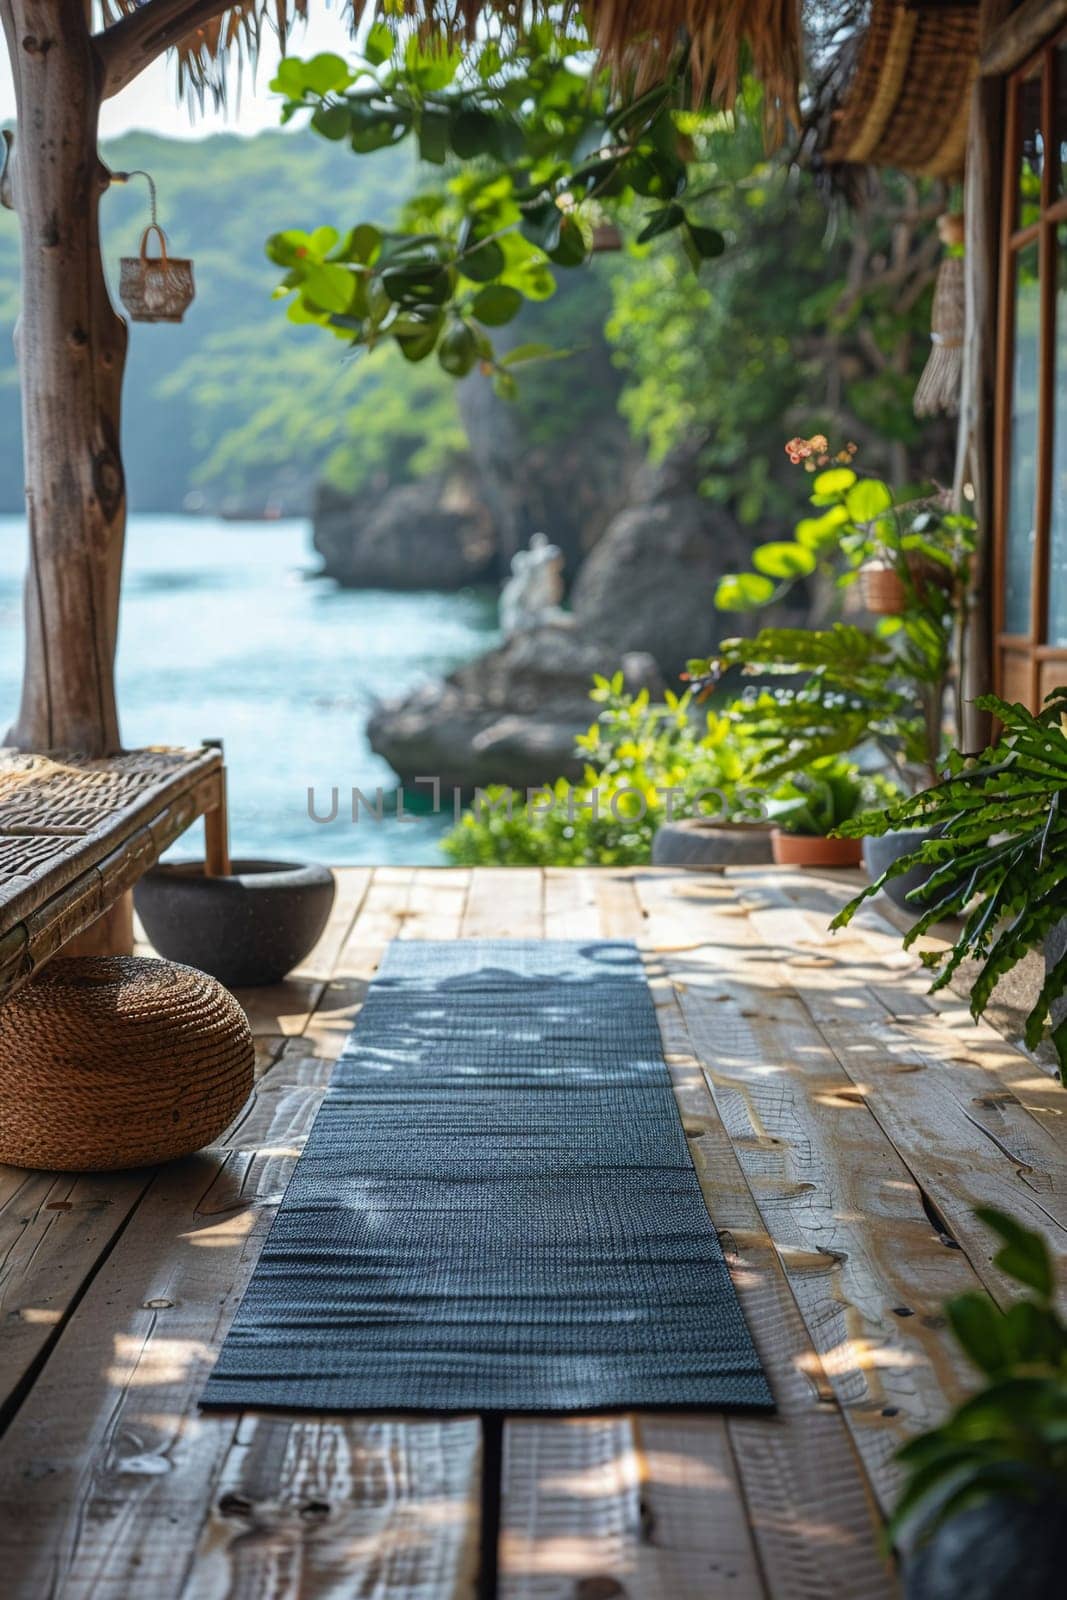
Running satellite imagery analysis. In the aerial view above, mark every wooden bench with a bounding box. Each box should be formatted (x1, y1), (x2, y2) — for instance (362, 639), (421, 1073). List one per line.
(0, 745), (229, 1003)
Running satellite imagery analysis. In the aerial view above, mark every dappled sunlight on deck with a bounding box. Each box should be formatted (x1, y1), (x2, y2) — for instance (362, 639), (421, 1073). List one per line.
(1, 864), (1063, 1597)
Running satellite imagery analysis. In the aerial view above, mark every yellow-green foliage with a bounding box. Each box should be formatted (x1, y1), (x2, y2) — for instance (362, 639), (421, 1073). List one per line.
(444, 675), (757, 866)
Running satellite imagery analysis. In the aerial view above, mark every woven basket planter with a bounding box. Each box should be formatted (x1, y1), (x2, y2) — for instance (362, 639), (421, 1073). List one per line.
(860, 554), (953, 615)
(0, 956), (253, 1171)
(859, 562), (907, 615)
(119, 225), (195, 323)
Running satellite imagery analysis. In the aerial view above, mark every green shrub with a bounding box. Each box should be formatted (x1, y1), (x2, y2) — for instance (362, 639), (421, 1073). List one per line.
(443, 674), (757, 866)
(834, 688), (1067, 1072)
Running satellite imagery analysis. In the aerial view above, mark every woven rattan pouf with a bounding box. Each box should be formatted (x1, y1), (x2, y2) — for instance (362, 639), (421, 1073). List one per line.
(0, 956), (254, 1171)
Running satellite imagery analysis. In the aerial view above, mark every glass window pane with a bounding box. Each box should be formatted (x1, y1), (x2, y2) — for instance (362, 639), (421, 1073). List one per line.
(1050, 228), (1067, 644)
(1018, 71), (1044, 228)
(1005, 240), (1040, 635)
(1058, 45), (1067, 194)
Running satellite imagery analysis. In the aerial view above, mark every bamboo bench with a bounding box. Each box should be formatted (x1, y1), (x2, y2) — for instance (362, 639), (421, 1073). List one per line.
(0, 745), (229, 1004)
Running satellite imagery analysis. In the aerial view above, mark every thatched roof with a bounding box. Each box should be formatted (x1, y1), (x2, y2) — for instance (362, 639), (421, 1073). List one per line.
(101, 1), (804, 127)
(809, 0), (979, 182)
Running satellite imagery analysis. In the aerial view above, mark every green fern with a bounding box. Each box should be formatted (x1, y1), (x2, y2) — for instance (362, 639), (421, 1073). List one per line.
(832, 688), (1067, 1073)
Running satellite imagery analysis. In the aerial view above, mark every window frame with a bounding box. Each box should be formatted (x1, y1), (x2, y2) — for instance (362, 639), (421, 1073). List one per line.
(994, 33), (1067, 707)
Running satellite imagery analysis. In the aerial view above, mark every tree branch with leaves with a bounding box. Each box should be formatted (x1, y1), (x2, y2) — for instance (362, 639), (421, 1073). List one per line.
(264, 23), (725, 390)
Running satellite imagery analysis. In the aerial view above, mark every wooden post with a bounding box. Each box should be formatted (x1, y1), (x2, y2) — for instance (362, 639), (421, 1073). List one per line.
(955, 0), (1012, 748)
(0, 0), (127, 758)
(202, 741), (232, 877)
(61, 893), (135, 959)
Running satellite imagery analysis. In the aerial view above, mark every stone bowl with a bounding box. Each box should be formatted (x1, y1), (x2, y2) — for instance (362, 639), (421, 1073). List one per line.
(135, 859), (335, 988)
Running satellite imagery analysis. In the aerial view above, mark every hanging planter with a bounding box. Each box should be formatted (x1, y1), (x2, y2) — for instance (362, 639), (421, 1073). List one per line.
(859, 553), (954, 615)
(859, 560), (907, 615)
(115, 170), (195, 324)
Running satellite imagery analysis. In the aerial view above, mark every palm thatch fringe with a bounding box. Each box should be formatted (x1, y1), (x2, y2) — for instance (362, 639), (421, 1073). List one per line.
(817, 0), (978, 180)
(99, 0), (804, 126)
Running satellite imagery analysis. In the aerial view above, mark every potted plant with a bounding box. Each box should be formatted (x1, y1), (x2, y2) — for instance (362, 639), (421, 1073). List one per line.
(890, 1208), (1067, 1599)
(571, 676), (775, 871)
(691, 440), (976, 901)
(832, 689), (1067, 1075)
(763, 756), (884, 868)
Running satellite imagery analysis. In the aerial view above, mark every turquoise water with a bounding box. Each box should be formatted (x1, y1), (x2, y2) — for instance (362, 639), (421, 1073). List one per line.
(0, 515), (499, 863)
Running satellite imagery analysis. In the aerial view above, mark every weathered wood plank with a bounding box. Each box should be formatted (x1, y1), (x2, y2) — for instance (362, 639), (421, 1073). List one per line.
(634, 870), (985, 1514)
(499, 1414), (766, 1600)
(734, 879), (1067, 1310)
(496, 870), (767, 1599)
(0, 1165), (151, 1420)
(188, 1416), (482, 1600)
(982, 0), (1064, 75)
(0, 868), (483, 1599)
(543, 867), (601, 938)
(651, 975), (894, 1598)
(462, 867), (543, 938)
(665, 1052), (895, 1595)
(290, 865), (372, 981)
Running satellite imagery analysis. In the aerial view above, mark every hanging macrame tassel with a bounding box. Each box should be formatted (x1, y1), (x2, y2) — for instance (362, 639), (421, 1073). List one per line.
(914, 212), (965, 418)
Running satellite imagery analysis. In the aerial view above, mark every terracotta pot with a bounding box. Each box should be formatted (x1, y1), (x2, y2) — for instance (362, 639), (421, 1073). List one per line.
(859, 563), (907, 614)
(860, 554), (953, 616)
(770, 829), (863, 868)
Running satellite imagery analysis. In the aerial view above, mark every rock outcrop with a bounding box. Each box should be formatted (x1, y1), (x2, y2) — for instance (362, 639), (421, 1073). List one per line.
(570, 492), (754, 682)
(366, 458), (772, 789)
(367, 627), (663, 792)
(313, 464), (494, 590)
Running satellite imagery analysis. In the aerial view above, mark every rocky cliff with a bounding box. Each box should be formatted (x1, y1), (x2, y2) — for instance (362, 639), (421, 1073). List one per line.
(313, 463), (494, 590)
(366, 458), (761, 789)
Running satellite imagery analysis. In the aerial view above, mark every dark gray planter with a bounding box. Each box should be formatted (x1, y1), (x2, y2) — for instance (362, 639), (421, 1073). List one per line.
(905, 1492), (1066, 1600)
(651, 818), (775, 869)
(1045, 914), (1067, 1035)
(134, 860), (336, 988)
(862, 828), (941, 912)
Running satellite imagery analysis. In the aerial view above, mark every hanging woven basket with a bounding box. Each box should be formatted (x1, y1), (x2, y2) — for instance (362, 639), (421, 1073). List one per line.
(120, 223), (195, 324)
(860, 552), (954, 614)
(859, 561), (907, 615)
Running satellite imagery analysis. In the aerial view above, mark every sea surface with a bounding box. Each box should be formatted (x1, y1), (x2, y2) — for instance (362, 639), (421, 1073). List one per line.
(0, 515), (499, 864)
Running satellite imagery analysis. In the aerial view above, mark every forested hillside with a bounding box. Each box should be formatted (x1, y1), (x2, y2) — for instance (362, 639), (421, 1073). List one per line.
(0, 100), (952, 525)
(0, 128), (468, 513)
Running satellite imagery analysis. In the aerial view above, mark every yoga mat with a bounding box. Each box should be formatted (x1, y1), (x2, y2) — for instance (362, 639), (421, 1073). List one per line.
(202, 939), (772, 1413)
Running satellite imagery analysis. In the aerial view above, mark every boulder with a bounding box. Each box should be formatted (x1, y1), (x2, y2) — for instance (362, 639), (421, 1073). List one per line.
(570, 494), (754, 682)
(313, 465), (494, 590)
(367, 626), (663, 792)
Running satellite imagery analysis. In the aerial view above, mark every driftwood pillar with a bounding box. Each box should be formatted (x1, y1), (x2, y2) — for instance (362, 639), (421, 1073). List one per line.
(955, 0), (1012, 749)
(1, 0), (126, 756)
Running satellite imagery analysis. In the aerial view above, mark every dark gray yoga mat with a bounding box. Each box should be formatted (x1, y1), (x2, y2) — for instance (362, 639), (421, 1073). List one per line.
(202, 939), (772, 1413)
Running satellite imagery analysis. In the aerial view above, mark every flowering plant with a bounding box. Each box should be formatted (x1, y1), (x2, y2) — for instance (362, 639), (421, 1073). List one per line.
(714, 437), (972, 618)
(689, 438), (977, 791)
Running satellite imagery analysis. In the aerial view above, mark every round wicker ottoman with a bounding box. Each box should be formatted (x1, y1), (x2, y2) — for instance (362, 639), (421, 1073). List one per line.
(0, 956), (255, 1171)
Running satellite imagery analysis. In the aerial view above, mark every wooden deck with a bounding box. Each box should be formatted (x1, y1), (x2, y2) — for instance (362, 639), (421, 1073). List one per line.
(1, 863), (1064, 1599)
